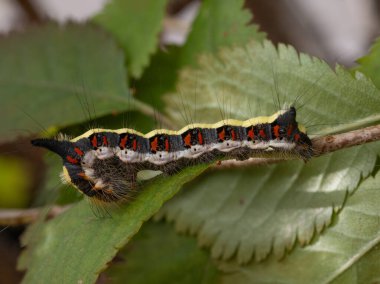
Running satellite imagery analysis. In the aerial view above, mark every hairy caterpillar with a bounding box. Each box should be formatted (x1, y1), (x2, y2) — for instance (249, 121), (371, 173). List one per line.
(31, 106), (312, 203)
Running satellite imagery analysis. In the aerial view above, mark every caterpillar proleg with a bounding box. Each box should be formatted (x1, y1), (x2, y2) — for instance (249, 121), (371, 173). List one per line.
(31, 106), (312, 203)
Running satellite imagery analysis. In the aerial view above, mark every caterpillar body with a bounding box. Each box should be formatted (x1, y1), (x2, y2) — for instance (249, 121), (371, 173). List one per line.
(31, 106), (312, 203)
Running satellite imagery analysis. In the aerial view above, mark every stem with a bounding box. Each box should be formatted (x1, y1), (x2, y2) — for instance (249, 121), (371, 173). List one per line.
(0, 205), (70, 227)
(312, 124), (380, 156)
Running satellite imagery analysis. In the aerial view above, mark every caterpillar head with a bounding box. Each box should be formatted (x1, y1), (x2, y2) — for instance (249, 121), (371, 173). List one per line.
(275, 107), (313, 160)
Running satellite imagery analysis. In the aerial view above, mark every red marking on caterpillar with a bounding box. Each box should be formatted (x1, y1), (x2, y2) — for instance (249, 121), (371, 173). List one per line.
(273, 125), (280, 138)
(150, 137), (158, 153)
(231, 129), (236, 141)
(91, 135), (97, 148)
(247, 128), (255, 141)
(102, 136), (108, 146)
(294, 133), (300, 142)
(184, 133), (192, 147)
(218, 128), (226, 142)
(165, 138), (170, 152)
(119, 135), (127, 149)
(66, 155), (78, 164)
(132, 139), (137, 151)
(74, 147), (84, 156)
(259, 129), (266, 139)
(198, 131), (203, 145)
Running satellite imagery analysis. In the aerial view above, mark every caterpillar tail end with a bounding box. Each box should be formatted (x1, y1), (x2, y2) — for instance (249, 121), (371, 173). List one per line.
(31, 138), (70, 160)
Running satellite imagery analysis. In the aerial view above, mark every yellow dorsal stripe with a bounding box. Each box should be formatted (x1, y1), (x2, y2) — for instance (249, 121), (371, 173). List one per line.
(71, 109), (307, 142)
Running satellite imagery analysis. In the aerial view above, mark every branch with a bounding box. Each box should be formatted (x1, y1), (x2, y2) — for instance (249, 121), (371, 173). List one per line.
(311, 124), (380, 156)
(0, 205), (70, 227)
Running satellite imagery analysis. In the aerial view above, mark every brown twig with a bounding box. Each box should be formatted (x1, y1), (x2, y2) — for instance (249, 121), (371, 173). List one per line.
(0, 125), (379, 226)
(311, 124), (380, 156)
(0, 205), (70, 227)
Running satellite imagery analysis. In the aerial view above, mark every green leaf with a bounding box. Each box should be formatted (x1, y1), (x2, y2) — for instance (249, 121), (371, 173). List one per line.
(157, 40), (380, 263)
(136, 0), (265, 109)
(179, 0), (265, 67)
(355, 37), (380, 89)
(218, 171), (380, 284)
(0, 24), (133, 143)
(134, 46), (181, 110)
(93, 0), (168, 78)
(18, 164), (209, 284)
(105, 221), (219, 284)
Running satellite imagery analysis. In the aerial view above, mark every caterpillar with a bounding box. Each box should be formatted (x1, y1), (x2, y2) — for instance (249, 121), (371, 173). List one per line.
(31, 106), (312, 203)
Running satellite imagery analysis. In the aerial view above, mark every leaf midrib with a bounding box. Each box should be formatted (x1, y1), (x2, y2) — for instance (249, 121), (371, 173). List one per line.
(323, 231), (380, 283)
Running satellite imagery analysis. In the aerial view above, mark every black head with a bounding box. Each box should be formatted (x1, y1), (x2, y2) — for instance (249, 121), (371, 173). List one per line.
(275, 107), (313, 160)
